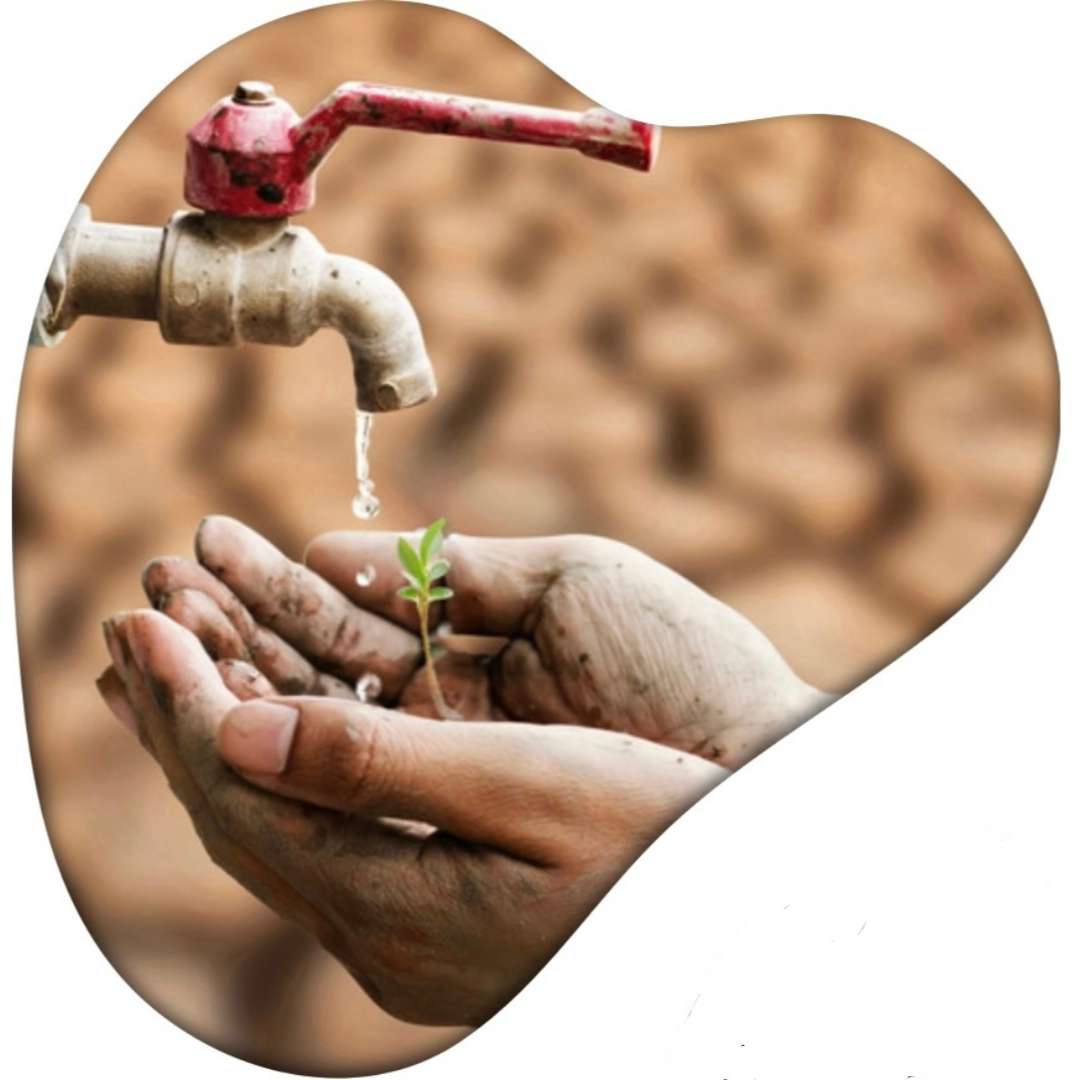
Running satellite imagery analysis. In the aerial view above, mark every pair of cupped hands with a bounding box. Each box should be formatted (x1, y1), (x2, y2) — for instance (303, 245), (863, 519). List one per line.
(99, 516), (831, 1027)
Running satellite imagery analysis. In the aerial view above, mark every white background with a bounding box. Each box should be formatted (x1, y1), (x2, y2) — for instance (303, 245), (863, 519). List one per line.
(2, 1), (1076, 1077)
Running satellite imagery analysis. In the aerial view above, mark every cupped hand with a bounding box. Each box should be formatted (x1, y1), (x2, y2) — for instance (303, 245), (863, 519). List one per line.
(140, 516), (831, 769)
(100, 609), (726, 1026)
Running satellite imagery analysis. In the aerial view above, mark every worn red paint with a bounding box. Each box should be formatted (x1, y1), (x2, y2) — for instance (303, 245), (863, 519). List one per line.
(185, 82), (659, 217)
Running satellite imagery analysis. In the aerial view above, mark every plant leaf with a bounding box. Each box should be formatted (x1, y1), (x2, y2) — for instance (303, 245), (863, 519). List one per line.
(427, 559), (451, 582)
(397, 585), (421, 602)
(428, 586), (454, 601)
(400, 570), (422, 589)
(419, 518), (447, 564)
(397, 536), (426, 583)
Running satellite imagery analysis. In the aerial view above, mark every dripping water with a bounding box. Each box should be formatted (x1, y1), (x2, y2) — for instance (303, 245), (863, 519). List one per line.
(352, 410), (381, 521)
(348, 412), (382, 704)
(355, 671), (383, 704)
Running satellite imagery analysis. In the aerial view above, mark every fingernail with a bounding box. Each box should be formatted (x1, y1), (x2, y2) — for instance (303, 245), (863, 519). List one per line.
(126, 623), (150, 671)
(193, 515), (218, 564)
(218, 659), (273, 701)
(102, 618), (126, 670)
(220, 701), (299, 775)
(96, 670), (140, 736)
(140, 560), (163, 603)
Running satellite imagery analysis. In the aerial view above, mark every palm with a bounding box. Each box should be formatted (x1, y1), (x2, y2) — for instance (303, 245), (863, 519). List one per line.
(144, 518), (827, 769)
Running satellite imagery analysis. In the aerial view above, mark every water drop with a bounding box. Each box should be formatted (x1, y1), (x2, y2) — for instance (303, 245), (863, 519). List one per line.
(352, 410), (381, 521)
(352, 488), (380, 520)
(355, 563), (377, 588)
(355, 672), (383, 704)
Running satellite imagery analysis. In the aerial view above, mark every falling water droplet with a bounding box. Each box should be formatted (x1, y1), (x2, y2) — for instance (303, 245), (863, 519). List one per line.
(352, 410), (381, 521)
(355, 671), (383, 704)
(355, 563), (377, 588)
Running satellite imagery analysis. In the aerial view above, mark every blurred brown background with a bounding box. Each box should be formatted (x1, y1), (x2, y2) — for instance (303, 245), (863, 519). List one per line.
(13, 0), (1058, 1075)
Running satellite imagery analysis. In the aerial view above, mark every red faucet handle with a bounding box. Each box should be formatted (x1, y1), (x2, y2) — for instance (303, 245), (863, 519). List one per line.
(294, 82), (660, 174)
(185, 81), (659, 217)
(185, 82), (309, 216)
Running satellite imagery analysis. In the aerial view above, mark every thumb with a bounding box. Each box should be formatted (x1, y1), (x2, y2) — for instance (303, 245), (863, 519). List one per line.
(218, 697), (725, 863)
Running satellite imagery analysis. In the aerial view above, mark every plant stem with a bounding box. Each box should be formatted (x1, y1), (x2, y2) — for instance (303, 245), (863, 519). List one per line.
(418, 600), (454, 720)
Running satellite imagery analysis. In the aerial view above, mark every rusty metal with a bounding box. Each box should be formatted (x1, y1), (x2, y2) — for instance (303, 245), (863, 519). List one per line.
(185, 80), (659, 217)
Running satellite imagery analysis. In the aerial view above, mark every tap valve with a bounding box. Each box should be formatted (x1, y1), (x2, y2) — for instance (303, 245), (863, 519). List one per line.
(185, 80), (659, 217)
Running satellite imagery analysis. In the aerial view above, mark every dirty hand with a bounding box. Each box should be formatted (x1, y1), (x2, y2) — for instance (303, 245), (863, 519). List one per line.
(139, 516), (831, 770)
(99, 608), (725, 1026)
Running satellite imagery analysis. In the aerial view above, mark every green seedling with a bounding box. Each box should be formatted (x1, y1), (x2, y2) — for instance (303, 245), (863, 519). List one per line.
(397, 518), (456, 720)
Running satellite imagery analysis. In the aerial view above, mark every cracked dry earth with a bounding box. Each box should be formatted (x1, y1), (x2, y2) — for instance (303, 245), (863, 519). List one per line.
(13, 2), (1057, 1074)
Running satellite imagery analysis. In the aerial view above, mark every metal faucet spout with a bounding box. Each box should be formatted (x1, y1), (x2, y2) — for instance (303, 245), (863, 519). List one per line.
(33, 205), (436, 413)
(317, 253), (436, 412)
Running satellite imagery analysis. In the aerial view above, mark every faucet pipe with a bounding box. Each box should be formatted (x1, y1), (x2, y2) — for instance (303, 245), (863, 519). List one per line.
(35, 204), (436, 412)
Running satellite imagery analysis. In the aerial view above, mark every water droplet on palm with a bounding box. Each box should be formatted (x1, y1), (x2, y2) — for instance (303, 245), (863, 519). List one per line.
(355, 672), (383, 704)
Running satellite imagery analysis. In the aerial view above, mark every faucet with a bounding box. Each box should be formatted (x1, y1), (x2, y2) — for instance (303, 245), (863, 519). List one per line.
(31, 80), (659, 413)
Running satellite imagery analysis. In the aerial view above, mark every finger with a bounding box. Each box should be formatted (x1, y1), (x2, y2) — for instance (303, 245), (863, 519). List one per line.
(96, 664), (158, 760)
(218, 696), (725, 864)
(303, 529), (446, 631)
(96, 664), (141, 736)
(489, 640), (582, 726)
(123, 609), (240, 749)
(105, 613), (241, 830)
(196, 516), (420, 697)
(145, 557), (364, 701)
(217, 658), (277, 701)
(123, 610), (431, 930)
(101, 620), (183, 762)
(171, 586), (365, 701)
(442, 534), (571, 636)
(158, 588), (251, 661)
(438, 630), (509, 657)
(306, 530), (596, 636)
(119, 612), (382, 849)
(108, 612), (355, 949)
(144, 555), (260, 634)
